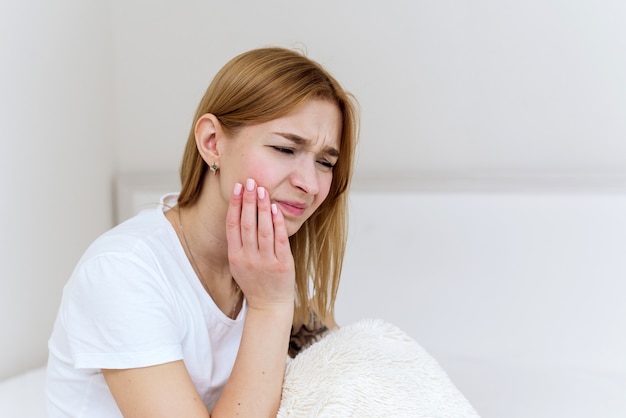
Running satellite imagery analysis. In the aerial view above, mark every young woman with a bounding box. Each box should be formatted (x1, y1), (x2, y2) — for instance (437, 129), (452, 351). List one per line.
(46, 47), (359, 417)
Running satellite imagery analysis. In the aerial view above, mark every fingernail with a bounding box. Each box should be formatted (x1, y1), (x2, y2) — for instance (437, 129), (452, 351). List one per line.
(246, 178), (254, 192)
(233, 183), (242, 196)
(257, 187), (266, 200)
(271, 203), (278, 215)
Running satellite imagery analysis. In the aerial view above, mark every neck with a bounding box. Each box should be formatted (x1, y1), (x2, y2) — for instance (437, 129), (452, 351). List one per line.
(173, 189), (230, 276)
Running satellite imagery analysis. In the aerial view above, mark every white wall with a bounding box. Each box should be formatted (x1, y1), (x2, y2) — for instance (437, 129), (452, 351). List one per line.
(0, 1), (115, 379)
(108, 0), (626, 181)
(2, 0), (626, 380)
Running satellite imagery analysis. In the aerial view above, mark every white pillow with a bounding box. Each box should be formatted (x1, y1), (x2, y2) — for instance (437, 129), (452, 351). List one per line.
(278, 318), (480, 418)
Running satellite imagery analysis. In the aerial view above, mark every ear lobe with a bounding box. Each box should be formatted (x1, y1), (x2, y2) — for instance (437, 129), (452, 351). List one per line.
(194, 114), (222, 163)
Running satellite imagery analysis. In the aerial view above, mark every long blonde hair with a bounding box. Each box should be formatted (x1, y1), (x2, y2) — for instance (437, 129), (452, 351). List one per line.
(178, 47), (359, 324)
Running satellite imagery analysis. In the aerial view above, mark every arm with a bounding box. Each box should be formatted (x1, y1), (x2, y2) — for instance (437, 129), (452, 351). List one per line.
(213, 180), (295, 416)
(213, 304), (293, 416)
(103, 361), (210, 418)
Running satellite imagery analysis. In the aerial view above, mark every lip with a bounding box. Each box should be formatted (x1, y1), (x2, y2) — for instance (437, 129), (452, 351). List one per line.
(275, 200), (308, 217)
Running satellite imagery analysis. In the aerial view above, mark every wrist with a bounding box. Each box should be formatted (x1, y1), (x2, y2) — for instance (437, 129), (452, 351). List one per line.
(245, 299), (294, 322)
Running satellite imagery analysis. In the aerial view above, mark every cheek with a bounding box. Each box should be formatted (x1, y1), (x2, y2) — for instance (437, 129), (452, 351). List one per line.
(242, 159), (275, 185)
(231, 150), (273, 183)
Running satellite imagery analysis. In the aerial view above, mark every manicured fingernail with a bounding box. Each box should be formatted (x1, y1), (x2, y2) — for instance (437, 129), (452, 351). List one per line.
(246, 178), (254, 192)
(257, 187), (266, 199)
(233, 182), (242, 196)
(271, 203), (278, 215)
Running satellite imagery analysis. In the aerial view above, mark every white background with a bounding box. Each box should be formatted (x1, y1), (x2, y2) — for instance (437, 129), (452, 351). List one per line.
(2, 0), (626, 381)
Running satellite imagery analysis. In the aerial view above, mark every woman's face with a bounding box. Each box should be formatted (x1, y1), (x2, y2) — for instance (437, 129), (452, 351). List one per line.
(218, 99), (342, 236)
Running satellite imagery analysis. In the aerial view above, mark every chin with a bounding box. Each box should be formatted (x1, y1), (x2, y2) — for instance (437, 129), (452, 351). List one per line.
(286, 221), (306, 237)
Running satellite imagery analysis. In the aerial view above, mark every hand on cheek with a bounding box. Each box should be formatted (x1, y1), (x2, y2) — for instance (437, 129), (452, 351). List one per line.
(225, 179), (295, 311)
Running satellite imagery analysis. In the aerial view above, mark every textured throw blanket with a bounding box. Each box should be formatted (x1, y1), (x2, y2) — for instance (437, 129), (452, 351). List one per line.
(278, 318), (480, 418)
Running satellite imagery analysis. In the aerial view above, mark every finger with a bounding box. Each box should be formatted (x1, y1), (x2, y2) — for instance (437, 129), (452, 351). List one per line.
(240, 178), (259, 249)
(271, 203), (292, 261)
(256, 186), (275, 256)
(225, 182), (244, 250)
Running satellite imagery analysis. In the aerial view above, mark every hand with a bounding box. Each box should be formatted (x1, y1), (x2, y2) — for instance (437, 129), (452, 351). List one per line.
(226, 179), (296, 311)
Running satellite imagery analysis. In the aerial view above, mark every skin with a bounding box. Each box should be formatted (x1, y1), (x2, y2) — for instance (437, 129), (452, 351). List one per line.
(102, 99), (342, 417)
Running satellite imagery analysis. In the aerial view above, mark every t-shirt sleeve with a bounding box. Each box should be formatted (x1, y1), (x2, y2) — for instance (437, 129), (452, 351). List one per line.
(61, 250), (184, 370)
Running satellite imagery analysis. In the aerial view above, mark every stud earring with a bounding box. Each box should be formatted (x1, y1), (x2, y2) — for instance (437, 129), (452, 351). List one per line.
(209, 163), (218, 175)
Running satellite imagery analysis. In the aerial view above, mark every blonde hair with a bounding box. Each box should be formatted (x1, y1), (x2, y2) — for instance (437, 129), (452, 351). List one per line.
(178, 47), (359, 324)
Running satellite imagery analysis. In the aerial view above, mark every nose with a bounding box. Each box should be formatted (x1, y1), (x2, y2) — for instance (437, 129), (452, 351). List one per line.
(290, 158), (320, 195)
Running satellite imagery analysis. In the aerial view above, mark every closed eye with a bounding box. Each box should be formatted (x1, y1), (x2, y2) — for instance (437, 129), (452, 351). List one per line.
(271, 146), (294, 155)
(317, 159), (335, 170)
(270, 145), (335, 170)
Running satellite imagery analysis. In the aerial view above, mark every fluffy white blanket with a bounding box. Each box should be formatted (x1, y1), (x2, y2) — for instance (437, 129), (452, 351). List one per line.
(278, 319), (480, 418)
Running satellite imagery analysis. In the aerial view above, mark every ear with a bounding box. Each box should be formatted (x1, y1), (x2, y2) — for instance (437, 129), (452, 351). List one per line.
(194, 113), (224, 164)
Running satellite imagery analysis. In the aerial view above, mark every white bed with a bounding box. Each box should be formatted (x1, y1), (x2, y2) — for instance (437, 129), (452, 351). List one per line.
(2, 175), (626, 417)
(2, 359), (625, 417)
(0, 367), (47, 417)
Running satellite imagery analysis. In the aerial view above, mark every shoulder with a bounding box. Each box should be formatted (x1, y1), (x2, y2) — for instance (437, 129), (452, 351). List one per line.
(64, 204), (184, 305)
(82, 202), (177, 267)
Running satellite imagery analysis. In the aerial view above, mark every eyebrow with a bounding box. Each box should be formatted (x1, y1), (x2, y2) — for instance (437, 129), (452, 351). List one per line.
(273, 132), (340, 158)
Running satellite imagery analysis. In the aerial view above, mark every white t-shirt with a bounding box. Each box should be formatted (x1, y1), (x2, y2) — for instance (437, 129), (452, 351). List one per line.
(46, 194), (246, 417)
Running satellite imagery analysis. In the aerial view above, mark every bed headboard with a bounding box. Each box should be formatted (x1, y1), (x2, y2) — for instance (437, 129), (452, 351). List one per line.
(115, 172), (181, 223)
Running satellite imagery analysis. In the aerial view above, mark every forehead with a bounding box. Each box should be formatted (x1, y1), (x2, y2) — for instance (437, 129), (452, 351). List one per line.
(270, 99), (342, 149)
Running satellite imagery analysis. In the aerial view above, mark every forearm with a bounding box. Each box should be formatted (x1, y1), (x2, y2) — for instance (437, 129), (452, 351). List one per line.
(211, 304), (293, 417)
